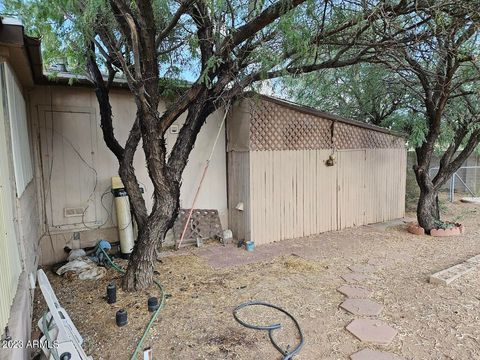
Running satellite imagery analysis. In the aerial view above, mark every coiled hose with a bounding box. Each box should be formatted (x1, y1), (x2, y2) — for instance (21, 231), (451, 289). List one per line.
(233, 301), (304, 360)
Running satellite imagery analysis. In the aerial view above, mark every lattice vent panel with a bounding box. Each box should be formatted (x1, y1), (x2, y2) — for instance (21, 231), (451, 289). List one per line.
(333, 122), (405, 149)
(249, 100), (404, 151)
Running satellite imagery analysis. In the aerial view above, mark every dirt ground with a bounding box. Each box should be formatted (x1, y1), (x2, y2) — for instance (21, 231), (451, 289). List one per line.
(32, 200), (480, 360)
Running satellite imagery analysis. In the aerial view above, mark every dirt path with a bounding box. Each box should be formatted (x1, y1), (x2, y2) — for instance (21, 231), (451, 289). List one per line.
(32, 201), (480, 359)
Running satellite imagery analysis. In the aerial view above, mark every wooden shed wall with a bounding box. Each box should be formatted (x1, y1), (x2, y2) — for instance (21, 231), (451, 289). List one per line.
(249, 150), (337, 245)
(227, 97), (407, 246)
(227, 151), (251, 242)
(247, 148), (406, 245)
(336, 148), (406, 230)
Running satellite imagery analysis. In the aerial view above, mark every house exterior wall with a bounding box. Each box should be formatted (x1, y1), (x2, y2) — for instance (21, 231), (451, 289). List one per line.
(0, 58), (41, 360)
(29, 86), (228, 265)
(228, 97), (407, 245)
(0, 62), (23, 341)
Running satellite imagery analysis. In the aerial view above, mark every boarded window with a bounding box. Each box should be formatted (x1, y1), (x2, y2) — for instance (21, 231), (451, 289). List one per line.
(1, 63), (33, 196)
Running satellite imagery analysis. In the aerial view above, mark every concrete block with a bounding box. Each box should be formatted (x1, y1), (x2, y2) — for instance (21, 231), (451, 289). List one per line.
(465, 254), (480, 265)
(429, 262), (477, 285)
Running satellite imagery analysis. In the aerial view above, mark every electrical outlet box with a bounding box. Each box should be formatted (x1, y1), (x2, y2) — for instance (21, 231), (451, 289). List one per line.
(73, 232), (80, 241)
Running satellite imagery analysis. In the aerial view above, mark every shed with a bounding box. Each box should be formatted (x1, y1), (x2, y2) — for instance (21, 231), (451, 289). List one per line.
(227, 94), (407, 245)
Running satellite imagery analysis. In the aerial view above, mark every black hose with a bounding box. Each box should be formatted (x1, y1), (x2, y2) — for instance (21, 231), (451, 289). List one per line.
(233, 301), (304, 360)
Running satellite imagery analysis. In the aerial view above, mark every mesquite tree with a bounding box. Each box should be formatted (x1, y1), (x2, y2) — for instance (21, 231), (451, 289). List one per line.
(285, 3), (480, 233)
(9, 0), (434, 290)
(283, 64), (407, 126)
(375, 4), (480, 232)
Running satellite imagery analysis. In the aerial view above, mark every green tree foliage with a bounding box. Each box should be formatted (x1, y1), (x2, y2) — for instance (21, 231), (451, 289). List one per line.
(283, 64), (408, 125)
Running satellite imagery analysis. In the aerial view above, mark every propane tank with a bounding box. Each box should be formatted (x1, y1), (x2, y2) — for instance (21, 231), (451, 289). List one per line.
(111, 176), (135, 258)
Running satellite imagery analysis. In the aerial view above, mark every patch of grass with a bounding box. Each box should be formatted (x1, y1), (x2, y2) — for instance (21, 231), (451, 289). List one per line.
(283, 256), (325, 272)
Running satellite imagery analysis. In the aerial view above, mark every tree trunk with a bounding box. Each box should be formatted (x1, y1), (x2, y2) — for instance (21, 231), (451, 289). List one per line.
(416, 187), (439, 233)
(121, 104), (182, 291)
(122, 184), (179, 291)
(413, 162), (441, 233)
(121, 97), (211, 291)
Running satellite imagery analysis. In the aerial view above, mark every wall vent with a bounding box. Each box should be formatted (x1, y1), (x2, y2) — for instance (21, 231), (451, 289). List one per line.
(64, 207), (86, 218)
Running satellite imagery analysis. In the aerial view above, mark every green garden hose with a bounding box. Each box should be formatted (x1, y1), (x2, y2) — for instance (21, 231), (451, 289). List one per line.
(233, 301), (304, 360)
(98, 243), (166, 360)
(42, 311), (60, 360)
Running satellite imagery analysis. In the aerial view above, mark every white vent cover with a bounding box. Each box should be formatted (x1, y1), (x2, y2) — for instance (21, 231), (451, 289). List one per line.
(64, 207), (86, 218)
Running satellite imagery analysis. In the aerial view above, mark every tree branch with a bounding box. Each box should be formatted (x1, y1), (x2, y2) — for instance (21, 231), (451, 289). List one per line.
(86, 42), (125, 161)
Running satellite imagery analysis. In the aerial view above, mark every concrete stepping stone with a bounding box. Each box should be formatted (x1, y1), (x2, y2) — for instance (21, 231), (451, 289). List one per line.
(340, 299), (383, 316)
(350, 349), (404, 360)
(342, 272), (369, 283)
(349, 264), (377, 273)
(346, 319), (397, 345)
(337, 285), (373, 298)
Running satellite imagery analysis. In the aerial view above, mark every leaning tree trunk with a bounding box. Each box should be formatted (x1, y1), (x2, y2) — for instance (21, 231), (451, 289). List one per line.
(416, 187), (439, 233)
(414, 164), (440, 233)
(121, 102), (183, 291)
(122, 181), (180, 291)
(121, 93), (213, 291)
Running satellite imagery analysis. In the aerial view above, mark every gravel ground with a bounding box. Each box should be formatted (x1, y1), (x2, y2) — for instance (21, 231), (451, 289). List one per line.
(32, 200), (480, 360)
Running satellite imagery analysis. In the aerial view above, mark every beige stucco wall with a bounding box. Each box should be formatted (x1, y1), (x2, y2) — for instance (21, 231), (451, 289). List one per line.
(227, 100), (251, 152)
(29, 86), (228, 264)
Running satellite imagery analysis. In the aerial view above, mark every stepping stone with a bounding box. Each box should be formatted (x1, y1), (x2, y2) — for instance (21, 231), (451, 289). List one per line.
(346, 319), (397, 345)
(351, 349), (404, 360)
(337, 285), (373, 298)
(349, 264), (377, 273)
(340, 299), (383, 316)
(342, 272), (368, 283)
